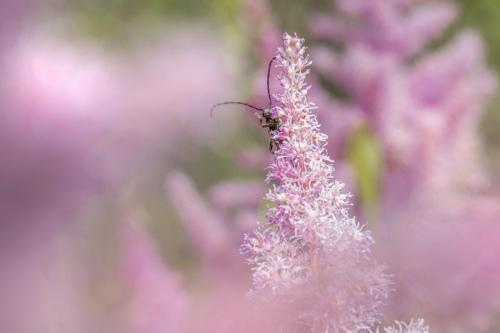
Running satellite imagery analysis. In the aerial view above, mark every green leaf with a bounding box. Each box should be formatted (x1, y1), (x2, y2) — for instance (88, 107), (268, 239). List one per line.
(347, 126), (382, 218)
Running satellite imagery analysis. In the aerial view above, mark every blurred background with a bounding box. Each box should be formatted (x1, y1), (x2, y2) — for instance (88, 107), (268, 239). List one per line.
(1, 0), (500, 332)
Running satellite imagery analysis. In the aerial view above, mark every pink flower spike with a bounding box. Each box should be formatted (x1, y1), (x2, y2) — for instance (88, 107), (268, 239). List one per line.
(165, 171), (248, 284)
(165, 172), (232, 262)
(241, 33), (392, 332)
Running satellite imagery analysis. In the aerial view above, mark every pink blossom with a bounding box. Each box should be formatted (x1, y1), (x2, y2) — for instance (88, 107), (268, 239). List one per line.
(0, 24), (236, 333)
(310, 0), (457, 58)
(165, 172), (246, 282)
(309, 1), (496, 209)
(242, 33), (391, 332)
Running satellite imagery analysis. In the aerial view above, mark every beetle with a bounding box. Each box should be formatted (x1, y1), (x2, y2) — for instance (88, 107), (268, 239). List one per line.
(210, 57), (282, 152)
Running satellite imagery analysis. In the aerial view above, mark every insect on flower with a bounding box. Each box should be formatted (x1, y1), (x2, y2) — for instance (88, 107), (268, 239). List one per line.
(210, 57), (282, 152)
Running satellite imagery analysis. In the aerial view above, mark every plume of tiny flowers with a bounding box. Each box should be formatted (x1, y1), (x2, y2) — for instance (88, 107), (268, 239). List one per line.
(241, 33), (392, 332)
(308, 0), (496, 209)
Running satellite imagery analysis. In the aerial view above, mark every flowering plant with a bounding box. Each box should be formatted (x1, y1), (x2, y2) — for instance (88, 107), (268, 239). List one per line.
(242, 32), (426, 333)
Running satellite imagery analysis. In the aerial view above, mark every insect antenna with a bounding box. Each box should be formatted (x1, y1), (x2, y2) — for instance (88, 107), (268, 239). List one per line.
(210, 56), (277, 118)
(266, 56), (277, 108)
(210, 101), (265, 118)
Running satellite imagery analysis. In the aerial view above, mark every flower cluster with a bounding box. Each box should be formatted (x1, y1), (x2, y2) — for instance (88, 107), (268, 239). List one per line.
(242, 32), (393, 332)
(309, 0), (496, 209)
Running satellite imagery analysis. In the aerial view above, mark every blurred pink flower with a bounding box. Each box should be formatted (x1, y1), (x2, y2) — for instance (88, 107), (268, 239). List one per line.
(0, 24), (239, 238)
(310, 0), (457, 59)
(0, 28), (121, 333)
(120, 217), (188, 333)
(165, 172), (253, 284)
(118, 208), (292, 333)
(309, 0), (496, 209)
(0, 31), (125, 263)
(0, 24), (236, 333)
(376, 197), (500, 332)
